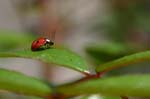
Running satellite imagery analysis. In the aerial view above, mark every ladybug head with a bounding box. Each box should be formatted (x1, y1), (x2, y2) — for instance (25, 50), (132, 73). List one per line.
(31, 37), (54, 51)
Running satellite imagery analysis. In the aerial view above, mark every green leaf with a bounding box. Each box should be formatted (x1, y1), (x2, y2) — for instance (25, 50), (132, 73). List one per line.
(96, 51), (150, 73)
(0, 49), (89, 74)
(0, 68), (51, 96)
(57, 75), (150, 97)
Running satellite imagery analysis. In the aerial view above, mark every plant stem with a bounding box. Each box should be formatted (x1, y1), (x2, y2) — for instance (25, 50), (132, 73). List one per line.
(45, 94), (66, 99)
(121, 96), (129, 99)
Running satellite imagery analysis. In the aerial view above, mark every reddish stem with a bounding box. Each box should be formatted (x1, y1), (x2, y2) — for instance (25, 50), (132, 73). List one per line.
(75, 73), (103, 83)
(45, 71), (106, 99)
(121, 96), (129, 99)
(96, 71), (106, 78)
(45, 93), (66, 99)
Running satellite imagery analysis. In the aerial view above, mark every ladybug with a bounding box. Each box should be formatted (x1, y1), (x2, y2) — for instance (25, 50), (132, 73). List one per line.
(31, 37), (54, 51)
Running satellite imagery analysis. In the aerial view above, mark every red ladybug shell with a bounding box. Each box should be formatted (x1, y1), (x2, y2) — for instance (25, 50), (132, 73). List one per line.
(31, 37), (47, 51)
(31, 37), (54, 51)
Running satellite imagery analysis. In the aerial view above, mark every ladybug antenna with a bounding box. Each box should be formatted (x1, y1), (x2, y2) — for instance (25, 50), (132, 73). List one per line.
(50, 28), (56, 43)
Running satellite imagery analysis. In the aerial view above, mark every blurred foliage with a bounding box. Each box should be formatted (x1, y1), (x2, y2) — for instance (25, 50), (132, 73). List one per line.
(0, 29), (35, 51)
(86, 42), (134, 65)
(87, 0), (150, 66)
(93, 0), (150, 42)
(0, 68), (51, 97)
(57, 75), (150, 97)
